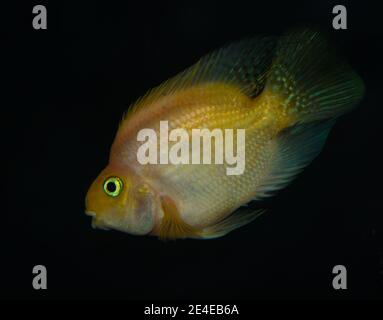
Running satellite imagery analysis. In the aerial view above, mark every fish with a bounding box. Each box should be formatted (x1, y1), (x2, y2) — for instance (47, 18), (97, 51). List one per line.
(85, 29), (364, 240)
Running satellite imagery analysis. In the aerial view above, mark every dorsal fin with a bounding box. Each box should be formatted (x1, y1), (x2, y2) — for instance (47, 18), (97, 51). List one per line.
(156, 196), (201, 240)
(123, 36), (277, 120)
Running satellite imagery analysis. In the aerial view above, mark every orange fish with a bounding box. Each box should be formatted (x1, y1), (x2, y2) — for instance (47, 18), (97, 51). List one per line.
(85, 29), (364, 240)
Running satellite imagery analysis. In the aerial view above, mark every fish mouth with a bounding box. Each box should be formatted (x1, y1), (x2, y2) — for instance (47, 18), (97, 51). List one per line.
(85, 210), (97, 217)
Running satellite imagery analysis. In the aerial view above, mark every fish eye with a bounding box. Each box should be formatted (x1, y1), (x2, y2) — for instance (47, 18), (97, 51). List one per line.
(103, 176), (123, 197)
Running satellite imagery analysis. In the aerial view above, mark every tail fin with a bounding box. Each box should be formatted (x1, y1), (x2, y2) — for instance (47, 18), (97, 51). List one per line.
(265, 29), (365, 123)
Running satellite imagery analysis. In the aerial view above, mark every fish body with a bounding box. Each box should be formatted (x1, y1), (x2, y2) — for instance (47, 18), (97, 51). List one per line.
(85, 29), (364, 239)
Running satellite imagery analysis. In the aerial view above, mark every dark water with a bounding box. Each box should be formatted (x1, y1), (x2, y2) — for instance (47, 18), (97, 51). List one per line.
(2, 1), (382, 300)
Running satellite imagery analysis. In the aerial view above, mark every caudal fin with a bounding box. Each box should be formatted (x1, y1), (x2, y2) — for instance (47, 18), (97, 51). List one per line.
(265, 29), (365, 123)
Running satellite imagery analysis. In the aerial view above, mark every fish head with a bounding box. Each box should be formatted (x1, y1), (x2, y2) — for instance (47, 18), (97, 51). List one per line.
(85, 165), (160, 235)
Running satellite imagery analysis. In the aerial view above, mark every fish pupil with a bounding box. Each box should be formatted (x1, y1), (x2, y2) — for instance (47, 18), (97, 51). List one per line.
(106, 181), (116, 193)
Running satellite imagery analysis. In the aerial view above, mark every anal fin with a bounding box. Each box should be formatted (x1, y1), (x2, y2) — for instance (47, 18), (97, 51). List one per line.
(254, 120), (335, 200)
(200, 208), (265, 239)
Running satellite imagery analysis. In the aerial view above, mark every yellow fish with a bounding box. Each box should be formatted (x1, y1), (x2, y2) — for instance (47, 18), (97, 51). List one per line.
(85, 29), (364, 240)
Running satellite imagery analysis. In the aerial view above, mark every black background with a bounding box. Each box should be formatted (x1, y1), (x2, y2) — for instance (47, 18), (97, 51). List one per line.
(2, 0), (382, 300)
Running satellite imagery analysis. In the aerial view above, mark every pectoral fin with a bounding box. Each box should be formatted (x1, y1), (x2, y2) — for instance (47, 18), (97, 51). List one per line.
(155, 196), (201, 240)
